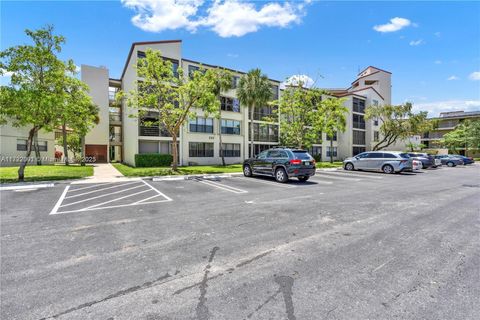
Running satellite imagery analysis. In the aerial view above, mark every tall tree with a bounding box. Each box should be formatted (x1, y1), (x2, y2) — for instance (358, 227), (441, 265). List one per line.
(57, 73), (98, 165)
(121, 49), (219, 171)
(321, 97), (348, 163)
(0, 26), (69, 181)
(268, 82), (324, 149)
(210, 68), (233, 166)
(442, 120), (480, 155)
(237, 69), (272, 157)
(365, 102), (432, 151)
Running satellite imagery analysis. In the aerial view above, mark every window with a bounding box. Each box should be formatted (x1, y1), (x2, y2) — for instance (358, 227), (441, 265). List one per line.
(352, 146), (366, 156)
(189, 117), (213, 133)
(268, 150), (288, 158)
(326, 147), (337, 157)
(372, 99), (379, 106)
(139, 111), (171, 137)
(17, 139), (27, 151)
(326, 132), (337, 141)
(37, 141), (47, 152)
(250, 123), (279, 142)
(309, 146), (322, 158)
(353, 114), (366, 129)
(270, 85), (279, 100)
(353, 97), (366, 113)
(365, 80), (378, 85)
(293, 151), (312, 160)
(356, 152), (370, 159)
(258, 150), (268, 159)
(250, 105), (277, 121)
(366, 153), (381, 158)
(189, 142), (214, 157)
(353, 130), (366, 145)
(221, 119), (241, 135)
(220, 143), (240, 157)
(382, 153), (397, 159)
(220, 96), (240, 112)
(188, 65), (200, 79)
(374, 131), (379, 142)
(139, 141), (159, 154)
(232, 76), (240, 89)
(250, 144), (278, 158)
(374, 118), (379, 126)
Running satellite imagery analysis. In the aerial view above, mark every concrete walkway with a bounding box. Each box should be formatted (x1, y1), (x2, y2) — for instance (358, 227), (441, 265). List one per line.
(72, 163), (140, 184)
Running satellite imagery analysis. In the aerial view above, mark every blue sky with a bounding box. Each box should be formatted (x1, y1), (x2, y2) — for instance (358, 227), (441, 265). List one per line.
(1, 1), (479, 116)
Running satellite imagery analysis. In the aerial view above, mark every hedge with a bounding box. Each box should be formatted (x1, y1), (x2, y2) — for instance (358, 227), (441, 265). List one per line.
(134, 153), (173, 167)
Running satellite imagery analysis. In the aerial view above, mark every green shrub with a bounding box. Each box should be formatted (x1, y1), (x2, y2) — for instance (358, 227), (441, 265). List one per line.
(313, 154), (322, 162)
(134, 153), (173, 167)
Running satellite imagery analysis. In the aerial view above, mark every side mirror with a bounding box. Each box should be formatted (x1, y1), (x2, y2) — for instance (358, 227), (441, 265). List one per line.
(355, 156), (359, 160)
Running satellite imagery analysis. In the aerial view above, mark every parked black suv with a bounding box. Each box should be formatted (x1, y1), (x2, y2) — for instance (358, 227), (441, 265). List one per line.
(243, 148), (316, 183)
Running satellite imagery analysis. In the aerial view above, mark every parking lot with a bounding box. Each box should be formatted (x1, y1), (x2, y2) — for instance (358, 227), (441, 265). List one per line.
(1, 165), (479, 320)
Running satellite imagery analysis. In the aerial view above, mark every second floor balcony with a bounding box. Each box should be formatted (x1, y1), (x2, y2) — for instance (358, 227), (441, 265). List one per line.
(139, 125), (171, 137)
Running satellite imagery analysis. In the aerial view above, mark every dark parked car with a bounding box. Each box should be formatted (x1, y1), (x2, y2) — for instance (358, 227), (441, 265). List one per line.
(407, 152), (436, 169)
(434, 155), (463, 167)
(452, 155), (475, 165)
(243, 148), (316, 183)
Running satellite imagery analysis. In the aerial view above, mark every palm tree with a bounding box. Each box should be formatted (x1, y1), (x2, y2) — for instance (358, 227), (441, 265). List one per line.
(321, 98), (348, 163)
(237, 69), (272, 158)
(211, 68), (233, 166)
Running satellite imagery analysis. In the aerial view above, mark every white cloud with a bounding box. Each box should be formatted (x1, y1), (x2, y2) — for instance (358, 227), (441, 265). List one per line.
(280, 74), (315, 89)
(121, 0), (308, 37)
(409, 39), (425, 46)
(447, 75), (459, 81)
(434, 31), (441, 37)
(412, 100), (480, 117)
(469, 71), (480, 81)
(434, 60), (442, 64)
(373, 17), (412, 33)
(227, 53), (239, 58)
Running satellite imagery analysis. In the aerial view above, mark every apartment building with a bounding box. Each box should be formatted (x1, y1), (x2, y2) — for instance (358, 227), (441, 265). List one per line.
(0, 39), (393, 167)
(421, 110), (480, 156)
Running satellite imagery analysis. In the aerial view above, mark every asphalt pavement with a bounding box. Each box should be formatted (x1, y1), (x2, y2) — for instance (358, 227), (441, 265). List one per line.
(1, 164), (479, 320)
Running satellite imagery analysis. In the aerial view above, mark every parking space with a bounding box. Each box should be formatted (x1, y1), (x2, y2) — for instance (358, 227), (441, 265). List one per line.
(49, 180), (172, 215)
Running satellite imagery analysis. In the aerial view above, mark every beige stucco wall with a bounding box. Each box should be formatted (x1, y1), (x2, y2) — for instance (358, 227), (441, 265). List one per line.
(0, 124), (55, 166)
(82, 65), (110, 154)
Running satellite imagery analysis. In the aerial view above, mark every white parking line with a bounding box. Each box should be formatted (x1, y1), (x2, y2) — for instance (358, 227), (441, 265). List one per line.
(50, 180), (173, 215)
(59, 184), (145, 208)
(236, 177), (296, 188)
(197, 179), (248, 194)
(67, 182), (116, 193)
(65, 181), (139, 199)
(49, 186), (70, 215)
(314, 173), (361, 181)
(321, 171), (383, 179)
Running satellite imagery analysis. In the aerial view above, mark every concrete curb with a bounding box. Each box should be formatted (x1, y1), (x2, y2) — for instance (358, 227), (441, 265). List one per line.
(0, 183), (55, 191)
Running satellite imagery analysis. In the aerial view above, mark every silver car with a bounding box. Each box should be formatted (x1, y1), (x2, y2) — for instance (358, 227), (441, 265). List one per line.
(343, 151), (413, 174)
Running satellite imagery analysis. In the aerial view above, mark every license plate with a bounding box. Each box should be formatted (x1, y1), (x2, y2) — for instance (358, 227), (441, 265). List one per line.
(304, 161), (310, 165)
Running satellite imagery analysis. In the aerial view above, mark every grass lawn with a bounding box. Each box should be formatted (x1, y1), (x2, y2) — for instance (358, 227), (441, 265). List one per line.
(113, 163), (243, 177)
(316, 161), (343, 169)
(0, 164), (93, 183)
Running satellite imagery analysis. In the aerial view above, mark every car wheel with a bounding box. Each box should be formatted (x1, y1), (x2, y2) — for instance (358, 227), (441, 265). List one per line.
(243, 165), (253, 177)
(298, 176), (309, 182)
(275, 167), (288, 183)
(447, 161), (455, 167)
(344, 162), (354, 171)
(382, 164), (394, 174)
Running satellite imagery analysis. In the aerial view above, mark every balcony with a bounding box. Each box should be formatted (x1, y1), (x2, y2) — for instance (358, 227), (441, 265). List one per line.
(109, 112), (122, 126)
(109, 133), (122, 145)
(139, 126), (171, 137)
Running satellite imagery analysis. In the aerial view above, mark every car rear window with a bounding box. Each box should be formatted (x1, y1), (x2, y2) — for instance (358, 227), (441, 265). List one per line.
(293, 151), (312, 160)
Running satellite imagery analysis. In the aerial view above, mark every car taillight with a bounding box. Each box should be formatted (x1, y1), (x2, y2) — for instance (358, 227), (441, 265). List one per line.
(290, 159), (302, 165)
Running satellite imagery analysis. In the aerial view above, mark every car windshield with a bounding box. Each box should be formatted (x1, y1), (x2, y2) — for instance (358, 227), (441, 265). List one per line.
(293, 151), (312, 160)
(399, 153), (410, 159)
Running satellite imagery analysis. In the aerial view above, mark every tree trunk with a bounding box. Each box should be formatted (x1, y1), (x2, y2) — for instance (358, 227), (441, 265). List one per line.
(330, 138), (334, 163)
(80, 135), (86, 166)
(33, 131), (42, 165)
(249, 105), (255, 158)
(171, 134), (178, 171)
(219, 118), (226, 166)
(18, 127), (37, 181)
(62, 122), (69, 166)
